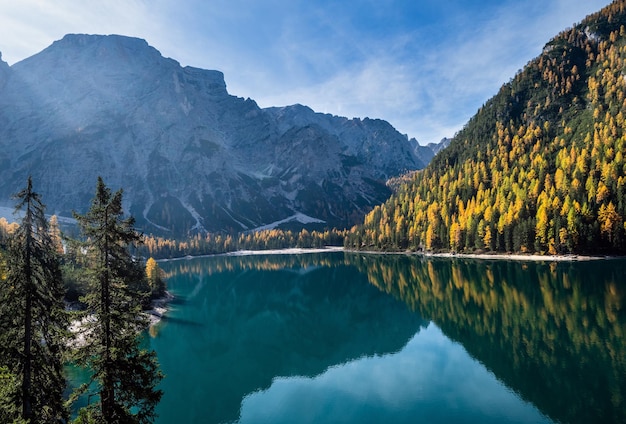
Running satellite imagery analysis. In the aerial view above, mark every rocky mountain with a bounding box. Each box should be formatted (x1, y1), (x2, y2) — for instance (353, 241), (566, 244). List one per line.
(0, 34), (440, 235)
(426, 137), (451, 155)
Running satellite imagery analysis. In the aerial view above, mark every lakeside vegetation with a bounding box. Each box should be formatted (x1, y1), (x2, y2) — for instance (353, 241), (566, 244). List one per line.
(0, 177), (166, 424)
(137, 228), (346, 260)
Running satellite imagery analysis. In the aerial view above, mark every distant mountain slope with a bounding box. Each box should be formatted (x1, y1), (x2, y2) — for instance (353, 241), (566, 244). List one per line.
(347, 0), (626, 254)
(0, 34), (437, 235)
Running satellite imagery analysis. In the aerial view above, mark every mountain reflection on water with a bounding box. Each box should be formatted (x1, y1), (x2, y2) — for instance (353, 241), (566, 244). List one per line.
(154, 253), (426, 423)
(154, 253), (625, 424)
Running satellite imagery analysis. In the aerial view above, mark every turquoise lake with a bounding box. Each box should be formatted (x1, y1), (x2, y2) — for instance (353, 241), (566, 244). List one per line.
(148, 252), (626, 423)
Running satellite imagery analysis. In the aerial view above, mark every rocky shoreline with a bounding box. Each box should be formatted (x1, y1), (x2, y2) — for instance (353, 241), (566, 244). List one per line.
(155, 245), (620, 263)
(419, 251), (608, 261)
(146, 291), (175, 326)
(349, 250), (610, 262)
(68, 291), (174, 347)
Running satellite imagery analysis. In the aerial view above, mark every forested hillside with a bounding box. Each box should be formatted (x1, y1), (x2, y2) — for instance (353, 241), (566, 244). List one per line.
(347, 0), (626, 255)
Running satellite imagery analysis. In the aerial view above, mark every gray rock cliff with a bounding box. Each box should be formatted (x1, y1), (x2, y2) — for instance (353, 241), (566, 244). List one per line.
(0, 34), (440, 234)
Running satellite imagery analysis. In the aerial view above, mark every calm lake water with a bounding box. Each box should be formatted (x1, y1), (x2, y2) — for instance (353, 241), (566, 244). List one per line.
(148, 252), (626, 424)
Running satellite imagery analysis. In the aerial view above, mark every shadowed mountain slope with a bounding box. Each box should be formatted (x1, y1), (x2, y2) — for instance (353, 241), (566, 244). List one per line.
(0, 34), (440, 235)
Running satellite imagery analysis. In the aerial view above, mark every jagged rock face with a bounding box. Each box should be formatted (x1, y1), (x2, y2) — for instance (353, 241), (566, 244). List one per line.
(0, 53), (9, 90)
(0, 34), (432, 235)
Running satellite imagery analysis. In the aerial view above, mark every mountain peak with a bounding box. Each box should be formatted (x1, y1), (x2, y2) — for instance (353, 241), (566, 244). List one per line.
(56, 33), (149, 48)
(0, 51), (10, 89)
(12, 34), (175, 73)
(31, 34), (226, 93)
(0, 33), (426, 235)
(51, 33), (162, 60)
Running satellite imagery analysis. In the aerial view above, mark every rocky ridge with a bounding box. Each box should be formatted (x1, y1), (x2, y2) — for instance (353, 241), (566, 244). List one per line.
(0, 34), (443, 235)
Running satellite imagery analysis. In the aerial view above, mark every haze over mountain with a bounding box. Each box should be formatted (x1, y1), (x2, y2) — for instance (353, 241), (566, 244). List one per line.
(0, 34), (440, 235)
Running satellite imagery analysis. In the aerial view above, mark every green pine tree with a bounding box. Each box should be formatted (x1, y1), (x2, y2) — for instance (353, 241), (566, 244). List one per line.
(0, 367), (27, 424)
(0, 177), (69, 423)
(72, 177), (162, 424)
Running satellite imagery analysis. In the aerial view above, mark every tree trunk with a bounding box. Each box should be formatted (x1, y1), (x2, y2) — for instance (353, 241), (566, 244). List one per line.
(101, 207), (115, 422)
(21, 197), (33, 421)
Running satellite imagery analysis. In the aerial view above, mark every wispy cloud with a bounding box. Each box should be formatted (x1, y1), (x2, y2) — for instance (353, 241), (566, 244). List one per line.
(0, 0), (611, 143)
(219, 0), (609, 143)
(0, 1), (157, 63)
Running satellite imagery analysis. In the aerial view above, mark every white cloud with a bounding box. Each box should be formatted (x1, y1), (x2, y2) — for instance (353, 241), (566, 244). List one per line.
(0, 0), (163, 64)
(214, 0), (609, 143)
(0, 0), (612, 143)
(253, 0), (610, 143)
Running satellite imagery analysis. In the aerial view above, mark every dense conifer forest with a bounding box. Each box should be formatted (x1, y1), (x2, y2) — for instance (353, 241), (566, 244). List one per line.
(138, 228), (346, 259)
(346, 1), (626, 255)
(0, 178), (165, 424)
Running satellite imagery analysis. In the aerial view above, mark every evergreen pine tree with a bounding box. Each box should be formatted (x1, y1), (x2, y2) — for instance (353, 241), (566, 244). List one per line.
(0, 177), (68, 423)
(0, 366), (27, 424)
(72, 177), (162, 424)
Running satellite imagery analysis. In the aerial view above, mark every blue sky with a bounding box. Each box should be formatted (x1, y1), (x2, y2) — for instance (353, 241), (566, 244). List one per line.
(0, 0), (610, 143)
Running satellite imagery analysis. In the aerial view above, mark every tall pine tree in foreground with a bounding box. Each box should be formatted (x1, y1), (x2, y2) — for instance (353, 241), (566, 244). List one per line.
(0, 177), (68, 423)
(72, 177), (162, 424)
